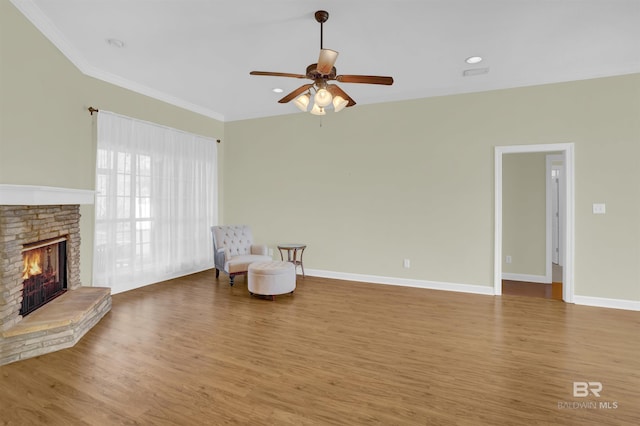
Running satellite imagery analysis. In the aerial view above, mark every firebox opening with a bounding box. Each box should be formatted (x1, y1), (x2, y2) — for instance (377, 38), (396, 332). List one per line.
(20, 237), (68, 317)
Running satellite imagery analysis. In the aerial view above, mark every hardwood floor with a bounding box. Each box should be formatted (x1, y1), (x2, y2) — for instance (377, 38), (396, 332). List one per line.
(1, 271), (639, 425)
(502, 280), (563, 300)
(502, 264), (564, 300)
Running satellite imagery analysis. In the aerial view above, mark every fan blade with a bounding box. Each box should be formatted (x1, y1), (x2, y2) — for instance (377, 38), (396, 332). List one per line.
(317, 49), (339, 75)
(278, 84), (314, 103)
(327, 84), (356, 107)
(335, 75), (394, 85)
(250, 71), (308, 79)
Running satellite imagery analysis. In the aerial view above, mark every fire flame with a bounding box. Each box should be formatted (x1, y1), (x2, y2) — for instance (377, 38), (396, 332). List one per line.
(22, 250), (42, 279)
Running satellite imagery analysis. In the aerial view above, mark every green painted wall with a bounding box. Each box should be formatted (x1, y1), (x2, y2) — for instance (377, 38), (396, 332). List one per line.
(502, 153), (547, 277)
(225, 74), (640, 301)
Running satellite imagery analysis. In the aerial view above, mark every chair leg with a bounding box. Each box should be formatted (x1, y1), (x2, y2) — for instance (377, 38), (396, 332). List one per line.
(229, 275), (235, 286)
(215, 268), (220, 278)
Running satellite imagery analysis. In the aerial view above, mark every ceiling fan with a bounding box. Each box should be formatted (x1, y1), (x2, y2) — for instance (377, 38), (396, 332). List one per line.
(250, 10), (394, 115)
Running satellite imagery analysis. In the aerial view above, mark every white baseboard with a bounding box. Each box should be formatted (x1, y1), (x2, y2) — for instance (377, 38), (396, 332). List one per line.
(304, 269), (495, 296)
(501, 272), (551, 284)
(304, 269), (640, 311)
(573, 295), (640, 311)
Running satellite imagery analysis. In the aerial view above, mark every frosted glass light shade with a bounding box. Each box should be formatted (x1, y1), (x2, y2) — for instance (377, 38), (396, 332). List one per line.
(317, 49), (339, 74)
(294, 93), (310, 111)
(333, 96), (348, 112)
(314, 88), (332, 107)
(310, 104), (326, 116)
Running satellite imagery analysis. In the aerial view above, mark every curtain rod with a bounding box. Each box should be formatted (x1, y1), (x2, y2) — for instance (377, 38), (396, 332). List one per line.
(87, 106), (220, 143)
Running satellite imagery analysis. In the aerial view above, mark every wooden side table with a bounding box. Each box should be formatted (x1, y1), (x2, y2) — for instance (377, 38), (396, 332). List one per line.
(277, 244), (306, 277)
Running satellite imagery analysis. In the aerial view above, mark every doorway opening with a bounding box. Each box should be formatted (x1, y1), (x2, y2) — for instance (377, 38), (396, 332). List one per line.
(494, 143), (574, 302)
(548, 154), (564, 299)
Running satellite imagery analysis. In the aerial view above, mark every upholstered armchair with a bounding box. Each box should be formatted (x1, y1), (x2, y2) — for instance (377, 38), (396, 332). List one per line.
(211, 225), (272, 286)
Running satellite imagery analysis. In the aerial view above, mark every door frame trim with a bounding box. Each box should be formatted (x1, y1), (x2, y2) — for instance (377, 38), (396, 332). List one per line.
(494, 143), (575, 302)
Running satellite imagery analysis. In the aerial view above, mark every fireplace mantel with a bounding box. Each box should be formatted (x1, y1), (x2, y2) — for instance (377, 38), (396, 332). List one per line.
(0, 184), (94, 205)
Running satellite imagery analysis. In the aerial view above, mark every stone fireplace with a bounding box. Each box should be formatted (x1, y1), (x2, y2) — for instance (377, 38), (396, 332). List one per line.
(0, 185), (112, 366)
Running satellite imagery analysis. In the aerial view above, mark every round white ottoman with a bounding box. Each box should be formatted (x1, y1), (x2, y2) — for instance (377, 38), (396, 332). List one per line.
(248, 261), (296, 300)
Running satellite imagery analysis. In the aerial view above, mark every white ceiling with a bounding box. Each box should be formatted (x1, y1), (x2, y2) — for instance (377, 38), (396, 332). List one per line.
(11, 0), (640, 122)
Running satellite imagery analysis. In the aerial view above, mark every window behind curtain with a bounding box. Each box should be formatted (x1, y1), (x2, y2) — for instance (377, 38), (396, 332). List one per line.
(94, 111), (217, 294)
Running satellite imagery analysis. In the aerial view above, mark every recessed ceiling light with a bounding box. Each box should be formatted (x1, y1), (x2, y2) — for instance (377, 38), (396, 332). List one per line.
(106, 38), (125, 48)
(465, 56), (483, 64)
(272, 88), (284, 93)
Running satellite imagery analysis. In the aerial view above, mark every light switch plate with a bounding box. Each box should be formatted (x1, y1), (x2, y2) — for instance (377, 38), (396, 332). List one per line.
(593, 203), (606, 214)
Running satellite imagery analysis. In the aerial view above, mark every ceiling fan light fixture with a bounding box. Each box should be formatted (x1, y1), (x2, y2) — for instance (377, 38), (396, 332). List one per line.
(314, 88), (333, 107)
(310, 104), (326, 116)
(294, 93), (311, 111)
(249, 9), (393, 116)
(333, 95), (348, 112)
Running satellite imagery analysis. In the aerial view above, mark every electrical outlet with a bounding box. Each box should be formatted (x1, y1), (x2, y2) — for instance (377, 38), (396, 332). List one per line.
(593, 203), (606, 214)
(506, 255), (512, 264)
(403, 258), (410, 268)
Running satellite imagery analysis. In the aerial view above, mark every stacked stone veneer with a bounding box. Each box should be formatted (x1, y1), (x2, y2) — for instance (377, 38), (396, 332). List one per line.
(0, 204), (111, 365)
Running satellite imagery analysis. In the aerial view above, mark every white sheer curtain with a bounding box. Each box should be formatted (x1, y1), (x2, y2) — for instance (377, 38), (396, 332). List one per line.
(94, 111), (217, 294)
